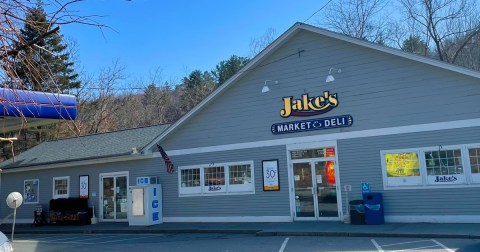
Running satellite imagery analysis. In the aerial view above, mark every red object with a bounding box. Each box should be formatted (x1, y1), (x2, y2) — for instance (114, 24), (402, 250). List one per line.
(326, 147), (335, 157)
(157, 144), (175, 174)
(326, 161), (335, 185)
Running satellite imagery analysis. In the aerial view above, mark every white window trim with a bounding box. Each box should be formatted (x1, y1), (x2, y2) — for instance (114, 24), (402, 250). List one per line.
(381, 144), (480, 190)
(24, 179), (39, 204)
(178, 161), (255, 197)
(52, 176), (70, 199)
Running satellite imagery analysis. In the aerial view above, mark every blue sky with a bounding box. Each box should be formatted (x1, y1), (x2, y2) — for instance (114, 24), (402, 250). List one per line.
(60, 0), (325, 85)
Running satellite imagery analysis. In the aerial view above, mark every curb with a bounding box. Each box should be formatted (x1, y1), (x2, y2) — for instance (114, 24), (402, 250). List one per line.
(3, 229), (480, 239)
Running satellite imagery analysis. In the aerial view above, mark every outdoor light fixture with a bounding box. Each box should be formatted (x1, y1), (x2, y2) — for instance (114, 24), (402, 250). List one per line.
(261, 80), (278, 93)
(326, 68), (341, 83)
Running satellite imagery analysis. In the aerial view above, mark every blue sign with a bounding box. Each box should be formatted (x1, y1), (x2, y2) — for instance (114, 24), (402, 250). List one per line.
(152, 200), (159, 208)
(361, 182), (371, 194)
(152, 212), (159, 221)
(137, 177), (149, 185)
(271, 115), (353, 135)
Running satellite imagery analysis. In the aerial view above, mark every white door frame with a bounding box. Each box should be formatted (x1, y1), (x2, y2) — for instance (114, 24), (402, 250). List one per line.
(99, 171), (129, 222)
(286, 140), (343, 221)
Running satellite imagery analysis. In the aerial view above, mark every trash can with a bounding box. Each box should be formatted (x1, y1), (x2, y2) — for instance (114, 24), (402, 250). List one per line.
(349, 200), (365, 225)
(363, 192), (384, 225)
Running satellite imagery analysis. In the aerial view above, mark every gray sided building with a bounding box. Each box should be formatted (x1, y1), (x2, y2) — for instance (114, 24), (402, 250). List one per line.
(1, 23), (480, 224)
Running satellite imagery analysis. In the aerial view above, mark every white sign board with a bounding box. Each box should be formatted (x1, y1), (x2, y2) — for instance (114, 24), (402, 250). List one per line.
(79, 175), (89, 199)
(262, 160), (280, 191)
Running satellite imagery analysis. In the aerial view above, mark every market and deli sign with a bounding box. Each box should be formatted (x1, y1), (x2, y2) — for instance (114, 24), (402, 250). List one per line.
(271, 115), (353, 135)
(280, 92), (338, 118)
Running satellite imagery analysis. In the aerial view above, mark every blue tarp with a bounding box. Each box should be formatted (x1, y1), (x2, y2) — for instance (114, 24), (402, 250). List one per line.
(0, 88), (77, 119)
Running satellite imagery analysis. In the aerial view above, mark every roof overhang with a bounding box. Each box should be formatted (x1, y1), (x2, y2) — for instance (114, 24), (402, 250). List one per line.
(1, 153), (152, 173)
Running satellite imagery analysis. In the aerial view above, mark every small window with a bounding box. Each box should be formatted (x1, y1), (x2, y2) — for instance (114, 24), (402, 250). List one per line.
(180, 168), (201, 194)
(204, 166), (226, 193)
(229, 164), (252, 192)
(383, 152), (422, 186)
(53, 176), (69, 199)
(425, 149), (465, 184)
(469, 147), (480, 183)
(24, 179), (39, 204)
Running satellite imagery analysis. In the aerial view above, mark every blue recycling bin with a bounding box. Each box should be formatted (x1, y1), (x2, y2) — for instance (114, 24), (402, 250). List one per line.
(362, 192), (384, 225)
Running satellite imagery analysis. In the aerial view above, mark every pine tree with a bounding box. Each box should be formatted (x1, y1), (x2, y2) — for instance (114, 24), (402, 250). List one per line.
(15, 0), (80, 92)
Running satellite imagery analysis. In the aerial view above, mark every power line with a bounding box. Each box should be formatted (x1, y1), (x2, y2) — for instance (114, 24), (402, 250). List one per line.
(304, 0), (334, 23)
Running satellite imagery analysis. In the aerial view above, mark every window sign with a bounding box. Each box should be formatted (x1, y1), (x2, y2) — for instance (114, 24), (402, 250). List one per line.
(262, 160), (280, 191)
(24, 179), (39, 204)
(79, 175), (89, 199)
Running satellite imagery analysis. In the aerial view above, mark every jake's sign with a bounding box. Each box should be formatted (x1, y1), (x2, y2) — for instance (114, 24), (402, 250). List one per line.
(280, 92), (338, 118)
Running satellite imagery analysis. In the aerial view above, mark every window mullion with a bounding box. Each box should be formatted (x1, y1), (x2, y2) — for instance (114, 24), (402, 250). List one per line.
(419, 150), (427, 186)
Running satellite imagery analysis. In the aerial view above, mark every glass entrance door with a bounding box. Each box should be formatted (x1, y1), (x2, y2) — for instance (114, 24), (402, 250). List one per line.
(292, 157), (339, 220)
(101, 173), (128, 221)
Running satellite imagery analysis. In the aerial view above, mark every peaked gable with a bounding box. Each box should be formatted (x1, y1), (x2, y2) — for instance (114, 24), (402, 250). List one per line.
(144, 22), (480, 152)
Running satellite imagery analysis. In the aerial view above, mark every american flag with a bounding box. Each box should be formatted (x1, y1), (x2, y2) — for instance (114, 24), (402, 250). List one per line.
(157, 144), (175, 174)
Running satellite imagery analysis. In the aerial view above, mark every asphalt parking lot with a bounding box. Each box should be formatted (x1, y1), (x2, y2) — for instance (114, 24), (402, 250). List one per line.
(10, 233), (480, 252)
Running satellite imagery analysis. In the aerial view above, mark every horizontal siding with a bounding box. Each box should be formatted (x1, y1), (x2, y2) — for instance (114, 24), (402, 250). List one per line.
(0, 145), (290, 220)
(0, 158), (160, 220)
(338, 126), (480, 216)
(162, 29), (480, 151)
(160, 145), (290, 217)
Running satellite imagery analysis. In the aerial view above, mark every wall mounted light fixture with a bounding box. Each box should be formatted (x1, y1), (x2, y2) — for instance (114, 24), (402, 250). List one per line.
(326, 68), (341, 83)
(261, 80), (278, 93)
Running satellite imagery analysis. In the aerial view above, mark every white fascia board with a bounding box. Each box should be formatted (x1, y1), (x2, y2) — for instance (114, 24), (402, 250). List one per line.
(2, 154), (152, 173)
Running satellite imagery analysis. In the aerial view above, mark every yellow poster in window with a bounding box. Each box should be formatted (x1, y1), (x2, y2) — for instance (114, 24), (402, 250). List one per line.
(385, 153), (420, 177)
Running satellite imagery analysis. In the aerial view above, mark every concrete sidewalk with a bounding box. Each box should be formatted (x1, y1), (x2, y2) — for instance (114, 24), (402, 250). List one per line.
(1, 221), (480, 239)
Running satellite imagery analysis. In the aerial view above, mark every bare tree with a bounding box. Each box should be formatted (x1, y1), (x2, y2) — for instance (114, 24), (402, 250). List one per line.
(76, 60), (127, 134)
(400, 0), (480, 63)
(249, 28), (277, 57)
(317, 0), (393, 43)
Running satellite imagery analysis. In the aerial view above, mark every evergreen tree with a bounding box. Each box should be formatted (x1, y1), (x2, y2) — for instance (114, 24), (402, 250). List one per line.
(212, 55), (249, 85)
(15, 0), (80, 92)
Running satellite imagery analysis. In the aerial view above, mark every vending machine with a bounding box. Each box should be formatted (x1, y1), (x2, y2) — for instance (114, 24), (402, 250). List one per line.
(128, 184), (162, 226)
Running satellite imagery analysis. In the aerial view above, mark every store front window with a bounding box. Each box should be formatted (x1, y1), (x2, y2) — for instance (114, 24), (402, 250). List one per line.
(53, 176), (70, 199)
(381, 144), (480, 188)
(179, 161), (254, 196)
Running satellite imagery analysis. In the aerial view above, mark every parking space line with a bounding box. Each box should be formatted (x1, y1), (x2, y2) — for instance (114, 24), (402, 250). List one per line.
(279, 237), (289, 252)
(380, 239), (435, 247)
(432, 239), (455, 252)
(63, 235), (119, 243)
(90, 235), (161, 244)
(371, 239), (384, 252)
(391, 245), (442, 252)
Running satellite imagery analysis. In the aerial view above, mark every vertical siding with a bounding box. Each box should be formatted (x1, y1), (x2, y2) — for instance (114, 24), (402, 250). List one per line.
(162, 29), (480, 151)
(338, 126), (480, 216)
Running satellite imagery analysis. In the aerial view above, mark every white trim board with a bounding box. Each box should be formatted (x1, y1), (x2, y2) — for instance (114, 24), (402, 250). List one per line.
(157, 118), (480, 157)
(386, 215), (480, 224)
(163, 216), (292, 223)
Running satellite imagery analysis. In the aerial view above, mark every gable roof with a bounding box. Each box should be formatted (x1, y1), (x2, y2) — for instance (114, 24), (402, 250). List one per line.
(143, 22), (480, 152)
(0, 123), (170, 170)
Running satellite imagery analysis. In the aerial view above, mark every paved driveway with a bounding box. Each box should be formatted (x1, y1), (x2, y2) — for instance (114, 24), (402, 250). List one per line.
(11, 233), (480, 252)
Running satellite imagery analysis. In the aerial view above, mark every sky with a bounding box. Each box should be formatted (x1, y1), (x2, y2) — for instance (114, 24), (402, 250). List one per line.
(58, 0), (326, 85)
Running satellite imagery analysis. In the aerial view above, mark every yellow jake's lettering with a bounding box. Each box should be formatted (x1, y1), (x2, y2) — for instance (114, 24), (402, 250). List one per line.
(280, 92), (338, 118)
